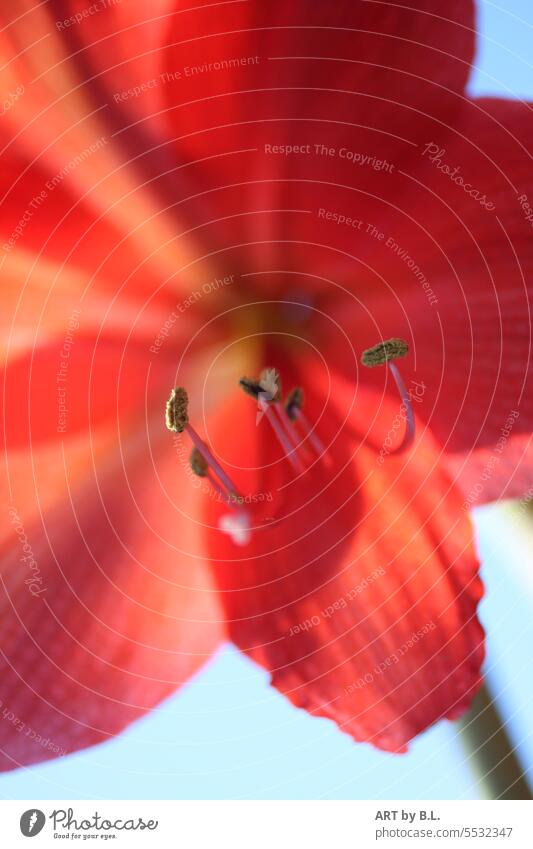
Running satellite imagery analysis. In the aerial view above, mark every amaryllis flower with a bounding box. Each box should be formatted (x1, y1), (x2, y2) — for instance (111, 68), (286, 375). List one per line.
(1, 1), (531, 769)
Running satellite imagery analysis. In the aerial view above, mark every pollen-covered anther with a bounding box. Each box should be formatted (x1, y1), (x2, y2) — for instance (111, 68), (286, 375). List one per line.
(190, 447), (208, 477)
(239, 377), (264, 399)
(165, 387), (189, 432)
(285, 387), (304, 421)
(259, 367), (282, 402)
(239, 369), (304, 473)
(361, 338), (409, 368)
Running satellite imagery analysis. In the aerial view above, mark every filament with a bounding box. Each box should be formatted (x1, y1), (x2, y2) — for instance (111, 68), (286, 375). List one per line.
(388, 362), (415, 453)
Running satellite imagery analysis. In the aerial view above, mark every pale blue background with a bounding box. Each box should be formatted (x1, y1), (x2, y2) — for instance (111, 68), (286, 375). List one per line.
(1, 0), (532, 799)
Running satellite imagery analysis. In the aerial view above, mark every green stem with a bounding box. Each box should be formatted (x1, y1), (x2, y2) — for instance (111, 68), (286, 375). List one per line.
(458, 682), (532, 799)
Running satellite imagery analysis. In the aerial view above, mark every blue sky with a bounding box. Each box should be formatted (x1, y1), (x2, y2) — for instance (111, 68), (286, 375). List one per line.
(1, 0), (532, 800)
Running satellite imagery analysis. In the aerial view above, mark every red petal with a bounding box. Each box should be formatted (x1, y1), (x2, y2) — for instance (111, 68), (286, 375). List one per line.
(202, 373), (484, 752)
(2, 335), (171, 449)
(0, 433), (223, 771)
(326, 97), (533, 503)
(48, 1), (177, 131)
(409, 98), (533, 502)
(0, 8), (212, 294)
(158, 1), (474, 263)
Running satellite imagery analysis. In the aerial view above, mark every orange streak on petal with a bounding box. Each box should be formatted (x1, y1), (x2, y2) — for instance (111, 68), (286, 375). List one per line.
(0, 4), (214, 294)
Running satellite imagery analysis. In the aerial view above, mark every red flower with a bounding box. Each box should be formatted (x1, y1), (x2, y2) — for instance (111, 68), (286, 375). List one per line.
(0, 1), (531, 766)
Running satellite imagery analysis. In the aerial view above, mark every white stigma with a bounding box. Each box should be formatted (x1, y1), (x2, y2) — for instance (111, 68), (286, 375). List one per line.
(218, 511), (252, 546)
(259, 368), (279, 401)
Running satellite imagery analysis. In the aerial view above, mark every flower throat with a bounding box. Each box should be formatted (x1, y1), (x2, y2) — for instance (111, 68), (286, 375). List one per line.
(165, 338), (413, 546)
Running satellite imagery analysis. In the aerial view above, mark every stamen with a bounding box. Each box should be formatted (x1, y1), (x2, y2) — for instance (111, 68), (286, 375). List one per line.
(166, 387), (243, 498)
(361, 339), (415, 453)
(167, 388), (254, 544)
(266, 381), (311, 463)
(239, 371), (304, 473)
(284, 386), (327, 459)
(285, 387), (304, 421)
(258, 395), (304, 472)
(259, 367), (282, 402)
(239, 368), (281, 403)
(297, 410), (327, 458)
(273, 402), (312, 465)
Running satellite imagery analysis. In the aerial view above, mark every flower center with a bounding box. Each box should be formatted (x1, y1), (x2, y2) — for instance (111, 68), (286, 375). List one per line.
(165, 338), (413, 546)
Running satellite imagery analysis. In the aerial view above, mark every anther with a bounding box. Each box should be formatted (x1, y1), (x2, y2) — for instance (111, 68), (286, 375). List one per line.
(284, 386), (327, 460)
(361, 338), (409, 368)
(259, 367), (282, 402)
(361, 339), (415, 453)
(285, 387), (304, 421)
(239, 370), (304, 473)
(190, 447), (208, 477)
(190, 447), (239, 508)
(239, 377), (264, 399)
(239, 368), (281, 403)
(166, 387), (189, 432)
